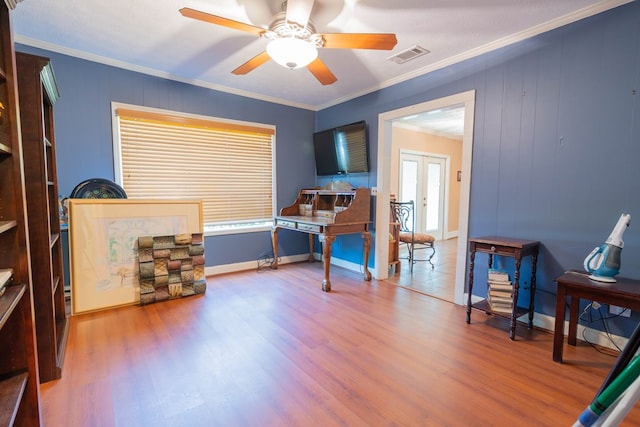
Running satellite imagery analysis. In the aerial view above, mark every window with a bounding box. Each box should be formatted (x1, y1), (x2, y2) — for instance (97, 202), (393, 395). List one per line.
(112, 103), (276, 234)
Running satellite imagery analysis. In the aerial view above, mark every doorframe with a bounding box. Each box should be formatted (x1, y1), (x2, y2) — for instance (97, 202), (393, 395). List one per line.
(373, 90), (476, 306)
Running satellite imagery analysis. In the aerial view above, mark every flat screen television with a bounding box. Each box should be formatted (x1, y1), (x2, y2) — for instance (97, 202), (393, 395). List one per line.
(313, 120), (369, 176)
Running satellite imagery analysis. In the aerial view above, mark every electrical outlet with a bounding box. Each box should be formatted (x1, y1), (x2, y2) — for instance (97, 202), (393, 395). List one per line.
(371, 187), (378, 196)
(610, 305), (631, 317)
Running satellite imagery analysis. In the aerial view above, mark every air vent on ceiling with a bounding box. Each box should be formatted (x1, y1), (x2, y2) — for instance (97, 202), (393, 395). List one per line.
(387, 45), (430, 64)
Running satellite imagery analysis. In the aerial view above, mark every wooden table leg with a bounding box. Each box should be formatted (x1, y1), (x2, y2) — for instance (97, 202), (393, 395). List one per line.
(466, 248), (475, 324)
(509, 257), (522, 340)
(319, 234), (335, 292)
(308, 233), (315, 262)
(568, 295), (579, 346)
(528, 252), (538, 329)
(553, 284), (567, 362)
(362, 230), (372, 281)
(271, 227), (280, 270)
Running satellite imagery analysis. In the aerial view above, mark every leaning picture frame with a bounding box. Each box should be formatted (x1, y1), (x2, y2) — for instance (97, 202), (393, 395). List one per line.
(68, 199), (203, 315)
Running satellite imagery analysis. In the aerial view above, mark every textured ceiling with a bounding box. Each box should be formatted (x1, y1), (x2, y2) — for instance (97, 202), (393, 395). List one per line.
(395, 105), (466, 140)
(11, 0), (631, 116)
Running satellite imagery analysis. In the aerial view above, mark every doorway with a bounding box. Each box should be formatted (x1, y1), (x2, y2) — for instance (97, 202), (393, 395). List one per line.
(373, 90), (476, 306)
(399, 152), (448, 240)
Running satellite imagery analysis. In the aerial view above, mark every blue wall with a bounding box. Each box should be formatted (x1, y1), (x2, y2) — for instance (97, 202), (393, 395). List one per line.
(16, 44), (316, 266)
(17, 1), (640, 335)
(317, 2), (640, 336)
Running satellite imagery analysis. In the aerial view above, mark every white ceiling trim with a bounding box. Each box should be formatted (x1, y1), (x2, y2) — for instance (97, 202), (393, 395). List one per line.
(14, 35), (319, 111)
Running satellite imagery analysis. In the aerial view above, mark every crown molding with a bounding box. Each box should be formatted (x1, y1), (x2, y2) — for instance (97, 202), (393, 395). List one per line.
(14, 35), (318, 111)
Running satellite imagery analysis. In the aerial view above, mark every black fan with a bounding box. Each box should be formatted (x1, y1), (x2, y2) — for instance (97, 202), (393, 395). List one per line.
(70, 178), (127, 199)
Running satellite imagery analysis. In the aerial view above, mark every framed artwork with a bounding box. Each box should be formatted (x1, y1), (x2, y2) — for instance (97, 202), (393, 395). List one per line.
(68, 199), (203, 315)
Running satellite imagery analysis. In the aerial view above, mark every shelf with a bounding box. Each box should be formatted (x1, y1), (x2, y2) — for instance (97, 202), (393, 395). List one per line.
(0, 372), (28, 426)
(0, 284), (25, 330)
(0, 4), (43, 423)
(0, 269), (12, 289)
(471, 299), (529, 320)
(50, 232), (59, 248)
(0, 142), (10, 155)
(0, 220), (17, 234)
(17, 51), (67, 385)
(52, 274), (60, 295)
(55, 318), (69, 369)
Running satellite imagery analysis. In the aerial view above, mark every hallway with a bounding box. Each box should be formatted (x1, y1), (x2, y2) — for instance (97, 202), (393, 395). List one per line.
(383, 237), (458, 302)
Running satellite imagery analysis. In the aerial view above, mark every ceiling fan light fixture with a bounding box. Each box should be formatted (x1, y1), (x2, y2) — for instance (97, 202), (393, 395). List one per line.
(266, 37), (318, 70)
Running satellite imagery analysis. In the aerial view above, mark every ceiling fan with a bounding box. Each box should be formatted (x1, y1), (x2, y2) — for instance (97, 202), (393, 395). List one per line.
(179, 0), (398, 85)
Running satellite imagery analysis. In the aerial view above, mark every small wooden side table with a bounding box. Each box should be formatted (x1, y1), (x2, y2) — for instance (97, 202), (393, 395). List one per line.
(553, 271), (640, 363)
(466, 236), (540, 340)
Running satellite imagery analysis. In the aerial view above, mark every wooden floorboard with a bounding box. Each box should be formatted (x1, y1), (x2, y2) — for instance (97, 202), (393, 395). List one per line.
(41, 262), (640, 426)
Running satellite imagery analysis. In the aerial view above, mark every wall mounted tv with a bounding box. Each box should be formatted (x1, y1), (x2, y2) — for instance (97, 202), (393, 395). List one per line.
(313, 120), (370, 176)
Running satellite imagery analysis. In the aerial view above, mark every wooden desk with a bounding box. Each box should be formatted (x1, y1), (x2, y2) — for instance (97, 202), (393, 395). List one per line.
(466, 236), (540, 340)
(553, 271), (640, 362)
(272, 187), (372, 292)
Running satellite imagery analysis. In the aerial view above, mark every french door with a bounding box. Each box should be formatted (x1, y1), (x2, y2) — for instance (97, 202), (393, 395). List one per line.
(399, 152), (447, 240)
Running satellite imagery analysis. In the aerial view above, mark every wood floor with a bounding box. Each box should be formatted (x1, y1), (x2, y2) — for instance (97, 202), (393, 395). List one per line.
(384, 238), (458, 302)
(41, 262), (640, 426)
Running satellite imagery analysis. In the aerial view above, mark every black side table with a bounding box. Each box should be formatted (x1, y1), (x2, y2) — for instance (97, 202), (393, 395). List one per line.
(466, 236), (540, 340)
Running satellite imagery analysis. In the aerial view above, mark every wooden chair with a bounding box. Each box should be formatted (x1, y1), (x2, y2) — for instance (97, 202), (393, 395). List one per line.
(389, 200), (436, 272)
(389, 219), (401, 274)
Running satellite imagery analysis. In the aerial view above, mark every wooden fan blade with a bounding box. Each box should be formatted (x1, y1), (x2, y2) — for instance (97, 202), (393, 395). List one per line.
(307, 58), (337, 86)
(320, 33), (398, 50)
(285, 0), (315, 27)
(179, 7), (265, 36)
(232, 51), (271, 75)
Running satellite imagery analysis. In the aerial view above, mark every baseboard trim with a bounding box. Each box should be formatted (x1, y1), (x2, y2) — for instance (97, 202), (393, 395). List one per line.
(207, 259), (628, 353)
(444, 230), (459, 240)
(469, 295), (627, 352)
(522, 311), (627, 352)
(204, 254), (311, 276)
(205, 253), (363, 276)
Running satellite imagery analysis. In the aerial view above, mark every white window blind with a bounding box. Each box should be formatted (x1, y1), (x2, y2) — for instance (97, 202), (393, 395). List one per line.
(115, 107), (275, 227)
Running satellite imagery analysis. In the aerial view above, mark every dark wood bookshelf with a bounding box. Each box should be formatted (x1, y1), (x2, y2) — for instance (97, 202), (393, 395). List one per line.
(0, 0), (42, 424)
(17, 51), (69, 384)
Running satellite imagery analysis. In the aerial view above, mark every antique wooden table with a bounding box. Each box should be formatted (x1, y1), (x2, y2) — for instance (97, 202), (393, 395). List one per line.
(466, 236), (540, 340)
(553, 271), (640, 362)
(272, 187), (371, 292)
